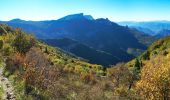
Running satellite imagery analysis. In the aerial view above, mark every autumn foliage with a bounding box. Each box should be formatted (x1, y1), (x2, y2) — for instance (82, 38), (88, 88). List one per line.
(1, 24), (170, 99)
(136, 54), (170, 99)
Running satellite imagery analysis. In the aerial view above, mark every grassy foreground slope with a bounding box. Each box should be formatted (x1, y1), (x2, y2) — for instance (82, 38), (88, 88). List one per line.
(0, 24), (139, 100)
(0, 24), (109, 99)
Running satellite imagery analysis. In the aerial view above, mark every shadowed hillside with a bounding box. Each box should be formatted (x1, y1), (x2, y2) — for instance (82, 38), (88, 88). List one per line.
(0, 14), (156, 66)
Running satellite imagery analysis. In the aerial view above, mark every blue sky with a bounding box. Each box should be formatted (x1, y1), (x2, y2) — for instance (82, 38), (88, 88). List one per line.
(1, 0), (170, 21)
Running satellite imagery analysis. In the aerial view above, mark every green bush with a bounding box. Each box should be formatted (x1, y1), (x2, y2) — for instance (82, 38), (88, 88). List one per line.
(0, 40), (3, 49)
(13, 31), (35, 54)
(3, 44), (14, 56)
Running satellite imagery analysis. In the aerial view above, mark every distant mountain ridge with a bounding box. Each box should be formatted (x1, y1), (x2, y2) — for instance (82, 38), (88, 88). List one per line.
(118, 21), (170, 38)
(58, 13), (94, 21)
(0, 13), (155, 66)
(156, 29), (170, 38)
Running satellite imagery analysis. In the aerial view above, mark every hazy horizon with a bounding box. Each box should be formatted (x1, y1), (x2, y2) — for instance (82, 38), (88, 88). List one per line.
(2, 13), (170, 22)
(1, 0), (170, 21)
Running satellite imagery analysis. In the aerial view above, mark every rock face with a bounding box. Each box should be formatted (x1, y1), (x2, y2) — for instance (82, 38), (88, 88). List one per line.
(0, 62), (15, 100)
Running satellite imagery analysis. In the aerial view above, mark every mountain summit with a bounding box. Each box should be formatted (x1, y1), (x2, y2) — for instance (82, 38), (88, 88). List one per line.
(9, 18), (24, 22)
(58, 13), (94, 21)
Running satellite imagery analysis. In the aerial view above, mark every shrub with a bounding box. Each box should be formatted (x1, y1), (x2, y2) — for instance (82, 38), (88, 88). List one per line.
(0, 40), (3, 49)
(136, 54), (170, 99)
(13, 30), (35, 54)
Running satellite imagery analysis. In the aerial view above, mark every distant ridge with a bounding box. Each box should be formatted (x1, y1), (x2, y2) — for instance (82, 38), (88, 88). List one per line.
(10, 18), (24, 22)
(0, 13), (155, 66)
(118, 21), (170, 38)
(58, 13), (94, 21)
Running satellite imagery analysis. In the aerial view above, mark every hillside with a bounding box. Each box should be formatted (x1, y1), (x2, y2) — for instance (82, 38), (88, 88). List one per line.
(0, 24), (108, 99)
(125, 36), (170, 99)
(0, 24), (144, 100)
(127, 36), (170, 74)
(2, 24), (156, 100)
(0, 14), (156, 65)
(43, 38), (120, 66)
(0, 24), (169, 99)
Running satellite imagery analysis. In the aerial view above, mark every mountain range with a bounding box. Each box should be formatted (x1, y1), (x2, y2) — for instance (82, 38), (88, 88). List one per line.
(0, 13), (156, 66)
(118, 21), (170, 38)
